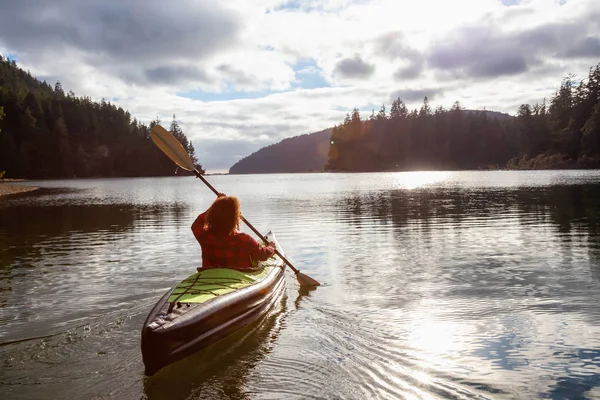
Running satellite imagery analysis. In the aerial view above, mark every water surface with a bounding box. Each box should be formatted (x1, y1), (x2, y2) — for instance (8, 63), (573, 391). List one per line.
(1, 171), (600, 399)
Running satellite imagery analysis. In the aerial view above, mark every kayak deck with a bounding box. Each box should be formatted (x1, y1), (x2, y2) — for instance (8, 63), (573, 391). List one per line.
(167, 258), (279, 305)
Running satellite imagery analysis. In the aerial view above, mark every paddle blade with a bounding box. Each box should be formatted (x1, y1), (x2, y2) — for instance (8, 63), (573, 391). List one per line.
(151, 125), (196, 172)
(296, 271), (320, 287)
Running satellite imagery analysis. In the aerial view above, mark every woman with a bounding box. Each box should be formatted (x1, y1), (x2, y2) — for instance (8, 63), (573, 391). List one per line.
(191, 193), (276, 270)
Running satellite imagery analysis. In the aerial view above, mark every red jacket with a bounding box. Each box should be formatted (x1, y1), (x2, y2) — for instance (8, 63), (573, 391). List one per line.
(191, 211), (275, 269)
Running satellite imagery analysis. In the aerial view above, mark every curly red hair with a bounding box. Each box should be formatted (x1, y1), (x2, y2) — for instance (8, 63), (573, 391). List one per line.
(205, 196), (241, 236)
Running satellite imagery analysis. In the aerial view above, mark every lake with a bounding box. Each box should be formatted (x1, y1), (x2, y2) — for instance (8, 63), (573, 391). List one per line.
(1, 171), (600, 399)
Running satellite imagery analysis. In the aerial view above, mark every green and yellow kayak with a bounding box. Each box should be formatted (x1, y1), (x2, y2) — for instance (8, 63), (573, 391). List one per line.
(141, 231), (286, 376)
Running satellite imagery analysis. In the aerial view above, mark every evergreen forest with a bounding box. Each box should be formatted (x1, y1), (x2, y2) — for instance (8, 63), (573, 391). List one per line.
(326, 62), (600, 171)
(0, 55), (202, 179)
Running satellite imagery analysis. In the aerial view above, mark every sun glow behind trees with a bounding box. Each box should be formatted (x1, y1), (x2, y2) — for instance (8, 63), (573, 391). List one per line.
(326, 63), (600, 172)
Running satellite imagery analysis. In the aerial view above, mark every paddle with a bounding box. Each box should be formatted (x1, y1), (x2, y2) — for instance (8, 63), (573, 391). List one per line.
(151, 124), (320, 287)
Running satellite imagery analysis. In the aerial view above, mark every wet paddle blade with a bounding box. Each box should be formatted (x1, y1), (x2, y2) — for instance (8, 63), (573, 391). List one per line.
(151, 125), (196, 172)
(296, 271), (320, 287)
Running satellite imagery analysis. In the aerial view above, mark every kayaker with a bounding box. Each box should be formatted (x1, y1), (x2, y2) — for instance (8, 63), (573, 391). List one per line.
(191, 193), (276, 270)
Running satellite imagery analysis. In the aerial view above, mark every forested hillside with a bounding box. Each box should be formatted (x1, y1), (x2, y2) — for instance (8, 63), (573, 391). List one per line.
(326, 63), (600, 171)
(0, 56), (202, 179)
(229, 128), (331, 174)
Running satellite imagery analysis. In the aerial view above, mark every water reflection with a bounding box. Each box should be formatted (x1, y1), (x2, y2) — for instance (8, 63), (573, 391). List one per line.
(142, 296), (289, 400)
(0, 197), (190, 341)
(393, 171), (452, 190)
(331, 182), (600, 398)
(339, 185), (600, 232)
(2, 173), (600, 399)
(547, 348), (600, 399)
(337, 184), (600, 287)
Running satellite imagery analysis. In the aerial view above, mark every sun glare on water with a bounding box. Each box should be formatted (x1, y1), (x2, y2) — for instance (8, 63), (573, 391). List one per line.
(393, 171), (452, 190)
(378, 315), (473, 399)
(407, 319), (465, 360)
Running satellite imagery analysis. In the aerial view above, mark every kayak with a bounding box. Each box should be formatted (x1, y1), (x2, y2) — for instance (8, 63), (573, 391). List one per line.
(141, 231), (287, 376)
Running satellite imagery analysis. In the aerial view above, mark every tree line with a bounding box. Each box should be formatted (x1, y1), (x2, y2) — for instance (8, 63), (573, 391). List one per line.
(326, 62), (600, 172)
(0, 55), (202, 179)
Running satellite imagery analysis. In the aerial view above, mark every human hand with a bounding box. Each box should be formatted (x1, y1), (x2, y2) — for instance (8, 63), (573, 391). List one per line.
(267, 241), (276, 248)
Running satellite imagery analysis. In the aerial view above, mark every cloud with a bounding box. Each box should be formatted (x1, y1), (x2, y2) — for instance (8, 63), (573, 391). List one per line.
(374, 31), (425, 80)
(374, 31), (423, 62)
(561, 37), (600, 59)
(143, 65), (212, 86)
(0, 0), (241, 62)
(333, 54), (375, 79)
(394, 62), (425, 80)
(217, 64), (267, 91)
(427, 10), (600, 80)
(0, 0), (243, 92)
(428, 26), (532, 79)
(389, 88), (445, 104)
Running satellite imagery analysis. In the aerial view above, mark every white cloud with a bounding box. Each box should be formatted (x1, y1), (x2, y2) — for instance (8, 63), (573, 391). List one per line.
(1, 0), (599, 172)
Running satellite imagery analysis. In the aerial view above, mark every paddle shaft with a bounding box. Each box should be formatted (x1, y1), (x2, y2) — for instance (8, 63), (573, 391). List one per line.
(193, 170), (302, 276)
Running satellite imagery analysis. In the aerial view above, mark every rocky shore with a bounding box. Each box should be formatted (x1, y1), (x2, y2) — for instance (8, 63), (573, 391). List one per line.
(0, 181), (39, 198)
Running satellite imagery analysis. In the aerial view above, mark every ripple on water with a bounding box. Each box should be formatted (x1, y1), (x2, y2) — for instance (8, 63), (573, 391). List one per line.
(2, 173), (600, 399)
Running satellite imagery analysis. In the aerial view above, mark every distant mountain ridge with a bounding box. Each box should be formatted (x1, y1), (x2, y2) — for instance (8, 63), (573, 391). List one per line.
(228, 128), (332, 174)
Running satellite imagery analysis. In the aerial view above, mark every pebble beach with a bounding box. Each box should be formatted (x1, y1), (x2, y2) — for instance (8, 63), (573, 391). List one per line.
(0, 181), (38, 198)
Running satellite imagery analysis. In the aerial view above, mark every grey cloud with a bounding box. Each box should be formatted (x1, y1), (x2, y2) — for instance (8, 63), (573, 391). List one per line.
(374, 31), (425, 80)
(376, 32), (408, 58)
(334, 55), (375, 79)
(394, 61), (424, 80)
(217, 64), (260, 88)
(427, 12), (600, 79)
(561, 37), (600, 58)
(0, 0), (242, 84)
(144, 65), (212, 85)
(471, 55), (528, 77)
(389, 88), (444, 103)
(428, 26), (535, 78)
(374, 31), (423, 61)
(0, 0), (241, 59)
(517, 23), (567, 49)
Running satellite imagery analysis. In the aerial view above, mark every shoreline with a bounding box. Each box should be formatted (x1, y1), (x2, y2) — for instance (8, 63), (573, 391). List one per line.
(0, 181), (39, 198)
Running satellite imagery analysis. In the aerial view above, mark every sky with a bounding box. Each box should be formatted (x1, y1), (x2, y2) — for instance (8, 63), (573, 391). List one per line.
(0, 0), (599, 173)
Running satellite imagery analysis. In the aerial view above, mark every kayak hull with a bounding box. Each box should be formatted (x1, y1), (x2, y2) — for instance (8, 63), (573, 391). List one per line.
(141, 231), (286, 376)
